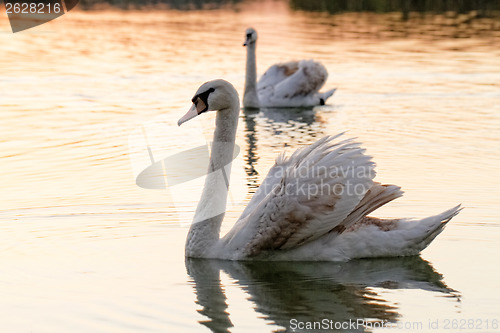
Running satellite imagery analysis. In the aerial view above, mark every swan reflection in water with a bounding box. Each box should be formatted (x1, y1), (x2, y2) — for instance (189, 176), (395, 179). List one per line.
(186, 256), (459, 332)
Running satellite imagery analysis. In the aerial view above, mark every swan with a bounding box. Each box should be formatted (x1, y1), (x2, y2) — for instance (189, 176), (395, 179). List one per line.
(178, 79), (461, 261)
(243, 27), (336, 108)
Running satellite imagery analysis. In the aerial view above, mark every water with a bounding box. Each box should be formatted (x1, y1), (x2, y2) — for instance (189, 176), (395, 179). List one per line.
(1, 1), (500, 332)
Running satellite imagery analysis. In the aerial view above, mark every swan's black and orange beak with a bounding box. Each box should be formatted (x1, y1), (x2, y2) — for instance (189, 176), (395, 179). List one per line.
(243, 33), (251, 46)
(178, 95), (209, 126)
(178, 87), (214, 126)
(177, 103), (199, 126)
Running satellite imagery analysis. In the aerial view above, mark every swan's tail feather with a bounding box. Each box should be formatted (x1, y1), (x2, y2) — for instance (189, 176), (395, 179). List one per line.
(319, 88), (336, 105)
(381, 205), (463, 258)
(412, 204), (462, 247)
(335, 205), (462, 260)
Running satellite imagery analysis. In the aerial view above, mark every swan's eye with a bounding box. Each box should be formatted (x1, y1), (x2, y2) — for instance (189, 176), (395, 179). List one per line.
(192, 87), (215, 114)
(246, 33), (251, 38)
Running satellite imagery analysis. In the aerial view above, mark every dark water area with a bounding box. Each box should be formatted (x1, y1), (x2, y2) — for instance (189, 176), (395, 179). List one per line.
(77, 0), (500, 15)
(289, 0), (500, 16)
(75, 0), (500, 40)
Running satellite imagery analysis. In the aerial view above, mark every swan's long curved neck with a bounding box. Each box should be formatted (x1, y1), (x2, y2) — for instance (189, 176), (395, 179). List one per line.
(185, 102), (240, 257)
(243, 43), (259, 108)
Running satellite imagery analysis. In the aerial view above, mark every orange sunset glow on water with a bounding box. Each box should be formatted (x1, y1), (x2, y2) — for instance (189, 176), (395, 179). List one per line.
(0, 1), (499, 332)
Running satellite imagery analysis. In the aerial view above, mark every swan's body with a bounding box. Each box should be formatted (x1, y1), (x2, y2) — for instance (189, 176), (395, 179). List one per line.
(243, 28), (336, 108)
(179, 79), (461, 261)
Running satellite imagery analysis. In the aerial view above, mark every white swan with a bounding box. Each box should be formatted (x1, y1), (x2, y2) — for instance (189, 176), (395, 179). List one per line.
(243, 27), (336, 108)
(178, 79), (461, 261)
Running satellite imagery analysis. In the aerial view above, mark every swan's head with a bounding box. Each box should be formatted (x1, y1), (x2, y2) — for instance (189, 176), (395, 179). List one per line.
(178, 79), (239, 126)
(243, 27), (257, 46)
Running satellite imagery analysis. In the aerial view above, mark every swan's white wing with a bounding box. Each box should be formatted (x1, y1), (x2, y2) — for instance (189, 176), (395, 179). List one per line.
(223, 134), (376, 257)
(269, 60), (328, 101)
(257, 61), (300, 92)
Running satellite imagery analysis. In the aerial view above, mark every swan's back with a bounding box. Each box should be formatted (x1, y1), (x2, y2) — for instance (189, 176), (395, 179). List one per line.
(256, 60), (333, 107)
(257, 61), (300, 91)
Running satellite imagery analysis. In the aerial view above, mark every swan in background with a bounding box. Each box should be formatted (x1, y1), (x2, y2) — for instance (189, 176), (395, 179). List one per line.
(243, 27), (336, 108)
(178, 79), (461, 261)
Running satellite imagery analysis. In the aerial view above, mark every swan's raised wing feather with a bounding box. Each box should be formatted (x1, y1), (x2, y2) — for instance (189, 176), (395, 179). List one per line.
(223, 134), (376, 257)
(270, 60), (328, 101)
(257, 61), (300, 92)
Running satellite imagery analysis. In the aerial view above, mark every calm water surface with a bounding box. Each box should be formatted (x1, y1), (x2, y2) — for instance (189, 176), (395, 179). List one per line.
(1, 2), (499, 332)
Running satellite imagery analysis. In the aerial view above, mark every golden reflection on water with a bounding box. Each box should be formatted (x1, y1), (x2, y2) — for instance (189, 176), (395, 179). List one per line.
(1, 4), (498, 213)
(186, 256), (460, 332)
(0, 1), (499, 332)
